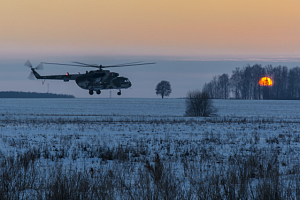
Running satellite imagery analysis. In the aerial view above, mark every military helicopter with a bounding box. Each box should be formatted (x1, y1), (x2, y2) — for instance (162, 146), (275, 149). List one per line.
(25, 60), (155, 95)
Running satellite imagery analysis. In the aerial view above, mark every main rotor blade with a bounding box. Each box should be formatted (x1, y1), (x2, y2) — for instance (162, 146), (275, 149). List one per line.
(24, 60), (33, 68)
(72, 61), (149, 68)
(106, 61), (144, 66)
(103, 62), (156, 68)
(72, 62), (99, 68)
(42, 62), (85, 67)
(42, 61), (156, 68)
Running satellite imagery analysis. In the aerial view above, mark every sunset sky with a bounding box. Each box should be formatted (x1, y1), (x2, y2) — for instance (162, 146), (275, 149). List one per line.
(1, 1), (300, 97)
(1, 0), (300, 60)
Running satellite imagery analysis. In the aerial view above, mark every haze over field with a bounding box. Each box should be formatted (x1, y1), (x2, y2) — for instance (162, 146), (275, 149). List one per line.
(1, 1), (300, 97)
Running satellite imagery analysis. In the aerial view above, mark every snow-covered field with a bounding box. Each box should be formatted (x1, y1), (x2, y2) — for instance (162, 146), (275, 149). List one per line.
(1, 98), (300, 199)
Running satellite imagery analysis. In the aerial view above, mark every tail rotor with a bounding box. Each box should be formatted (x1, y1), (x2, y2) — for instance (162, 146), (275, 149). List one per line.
(25, 60), (43, 80)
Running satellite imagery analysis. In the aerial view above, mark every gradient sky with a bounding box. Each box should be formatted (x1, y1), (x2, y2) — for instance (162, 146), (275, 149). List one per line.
(1, 0), (300, 59)
(1, 1), (300, 98)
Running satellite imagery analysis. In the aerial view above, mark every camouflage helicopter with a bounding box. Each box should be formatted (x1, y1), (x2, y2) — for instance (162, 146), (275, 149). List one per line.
(25, 60), (155, 95)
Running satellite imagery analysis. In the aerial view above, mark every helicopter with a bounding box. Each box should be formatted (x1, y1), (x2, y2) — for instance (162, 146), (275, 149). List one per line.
(25, 60), (155, 95)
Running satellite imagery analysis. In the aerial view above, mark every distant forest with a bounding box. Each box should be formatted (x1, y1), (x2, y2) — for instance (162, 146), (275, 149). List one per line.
(0, 91), (75, 98)
(203, 64), (300, 100)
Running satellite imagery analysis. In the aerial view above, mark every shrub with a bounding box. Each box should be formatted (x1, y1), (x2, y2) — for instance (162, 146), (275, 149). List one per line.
(185, 90), (218, 117)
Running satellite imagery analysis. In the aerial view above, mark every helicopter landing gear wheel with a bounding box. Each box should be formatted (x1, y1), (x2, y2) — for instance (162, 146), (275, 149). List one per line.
(96, 90), (101, 95)
(89, 90), (94, 95)
(117, 90), (121, 96)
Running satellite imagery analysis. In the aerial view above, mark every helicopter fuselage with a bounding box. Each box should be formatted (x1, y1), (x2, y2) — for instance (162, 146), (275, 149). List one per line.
(31, 69), (132, 95)
(75, 70), (132, 91)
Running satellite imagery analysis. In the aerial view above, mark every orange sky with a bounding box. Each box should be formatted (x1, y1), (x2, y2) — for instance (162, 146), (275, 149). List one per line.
(1, 0), (300, 60)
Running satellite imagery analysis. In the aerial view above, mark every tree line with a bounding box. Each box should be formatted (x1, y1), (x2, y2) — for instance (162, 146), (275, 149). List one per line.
(203, 64), (300, 100)
(0, 91), (75, 98)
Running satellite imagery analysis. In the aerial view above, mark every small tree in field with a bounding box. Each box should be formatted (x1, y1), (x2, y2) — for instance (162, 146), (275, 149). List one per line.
(185, 90), (218, 117)
(155, 80), (172, 98)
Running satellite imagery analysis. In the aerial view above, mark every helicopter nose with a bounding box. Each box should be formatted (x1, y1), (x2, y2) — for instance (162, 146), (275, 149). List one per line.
(124, 78), (131, 87)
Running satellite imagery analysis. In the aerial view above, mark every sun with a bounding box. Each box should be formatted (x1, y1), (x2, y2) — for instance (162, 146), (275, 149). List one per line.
(259, 77), (273, 86)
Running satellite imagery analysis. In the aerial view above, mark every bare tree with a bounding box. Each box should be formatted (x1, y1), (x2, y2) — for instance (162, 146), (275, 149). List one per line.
(230, 67), (242, 99)
(218, 73), (230, 99)
(185, 90), (218, 117)
(155, 80), (172, 98)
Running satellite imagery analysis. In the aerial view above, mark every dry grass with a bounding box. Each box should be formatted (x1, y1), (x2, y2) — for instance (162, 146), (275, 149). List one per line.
(0, 115), (300, 199)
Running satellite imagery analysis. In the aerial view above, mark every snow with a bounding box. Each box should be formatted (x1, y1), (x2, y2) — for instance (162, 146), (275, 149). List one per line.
(1, 98), (300, 199)
(2, 98), (300, 118)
